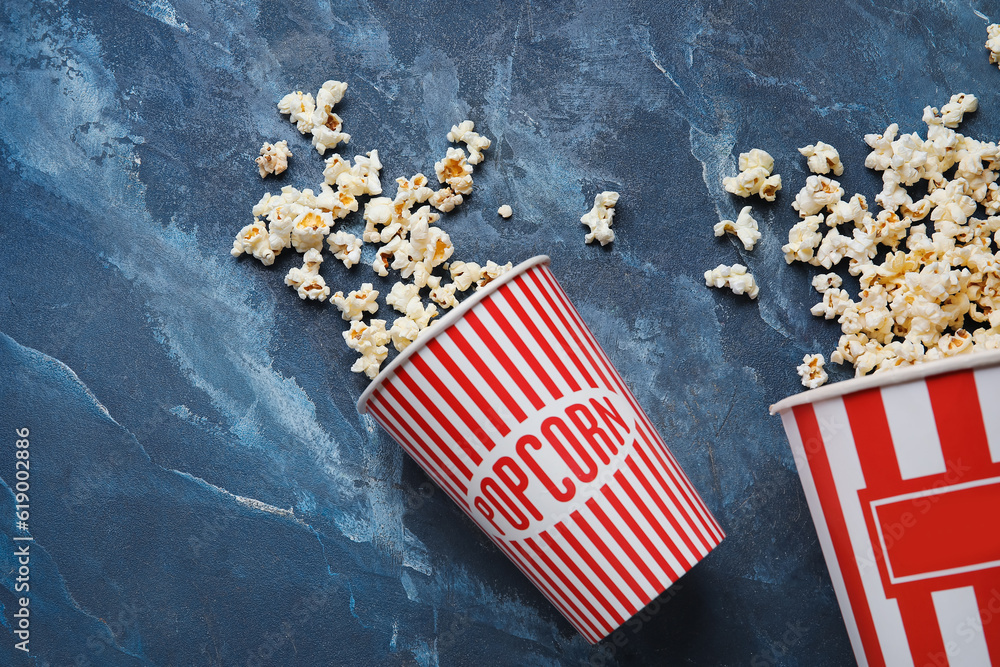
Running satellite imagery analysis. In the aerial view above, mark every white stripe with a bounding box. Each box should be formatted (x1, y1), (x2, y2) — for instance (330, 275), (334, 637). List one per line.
(561, 509), (649, 612)
(585, 490), (664, 602)
(375, 388), (466, 496)
(473, 300), (565, 403)
(543, 523), (633, 623)
(813, 398), (915, 667)
(519, 538), (613, 637)
(781, 410), (870, 667)
(974, 367), (1000, 464)
(516, 272), (602, 392)
(393, 375), (478, 474)
(637, 427), (717, 551)
(413, 346), (506, 452)
(448, 316), (535, 416)
(620, 453), (699, 568)
(611, 465), (689, 577)
(527, 534), (621, 632)
(932, 587), (993, 667)
(879, 381), (947, 480)
(505, 279), (594, 395)
(491, 538), (595, 639)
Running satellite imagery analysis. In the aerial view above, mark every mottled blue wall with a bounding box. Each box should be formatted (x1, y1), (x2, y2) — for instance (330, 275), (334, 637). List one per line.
(1, 0), (997, 664)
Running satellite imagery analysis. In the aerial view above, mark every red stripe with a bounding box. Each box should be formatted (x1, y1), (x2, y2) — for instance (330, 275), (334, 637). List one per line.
(409, 354), (498, 452)
(614, 468), (691, 571)
(428, 335), (516, 432)
(793, 404), (886, 667)
(480, 297), (564, 402)
(642, 428), (719, 549)
(927, 371), (996, 474)
(573, 504), (649, 601)
(895, 590), (948, 667)
(844, 388), (903, 488)
(502, 540), (603, 640)
(625, 450), (700, 565)
(537, 531), (625, 625)
(554, 521), (633, 612)
(648, 432), (725, 543)
(396, 366), (483, 466)
(526, 535), (618, 630)
(489, 537), (597, 639)
(521, 270), (598, 389)
(379, 383), (471, 493)
(367, 400), (466, 504)
(975, 585), (1000, 664)
(585, 496), (665, 594)
(601, 483), (680, 581)
(498, 282), (581, 394)
(535, 268), (612, 390)
(463, 311), (545, 411)
(537, 267), (722, 544)
(633, 425), (711, 554)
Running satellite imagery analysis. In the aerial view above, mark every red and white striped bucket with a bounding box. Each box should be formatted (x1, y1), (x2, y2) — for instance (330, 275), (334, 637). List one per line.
(771, 352), (1000, 666)
(358, 256), (724, 643)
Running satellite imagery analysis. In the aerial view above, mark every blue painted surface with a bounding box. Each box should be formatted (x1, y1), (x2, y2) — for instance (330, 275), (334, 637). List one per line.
(0, 0), (997, 664)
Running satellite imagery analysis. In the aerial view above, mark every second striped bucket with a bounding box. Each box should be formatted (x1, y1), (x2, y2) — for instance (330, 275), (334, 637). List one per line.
(357, 255), (725, 643)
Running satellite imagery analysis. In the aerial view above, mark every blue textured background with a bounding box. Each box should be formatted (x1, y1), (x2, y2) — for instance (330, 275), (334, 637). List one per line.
(1, 0), (998, 664)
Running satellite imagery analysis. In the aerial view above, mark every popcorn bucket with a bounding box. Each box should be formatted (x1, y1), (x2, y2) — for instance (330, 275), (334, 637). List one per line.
(358, 255), (724, 643)
(771, 352), (1000, 666)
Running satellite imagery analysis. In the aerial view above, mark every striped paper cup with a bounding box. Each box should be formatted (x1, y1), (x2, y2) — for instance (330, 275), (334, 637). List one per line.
(771, 352), (1000, 666)
(358, 255), (724, 643)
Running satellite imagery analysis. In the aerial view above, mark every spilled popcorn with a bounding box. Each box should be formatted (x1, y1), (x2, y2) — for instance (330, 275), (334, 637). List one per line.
(233, 79), (513, 380)
(581, 191), (620, 246)
(704, 264), (759, 299)
(714, 206), (760, 251)
(723, 149), (782, 201)
(257, 141), (292, 178)
(989, 24), (1000, 69)
(797, 354), (828, 389)
(781, 93), (1000, 382)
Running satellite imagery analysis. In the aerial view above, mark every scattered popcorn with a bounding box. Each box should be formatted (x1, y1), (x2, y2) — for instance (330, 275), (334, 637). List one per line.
(389, 316), (420, 352)
(796, 354), (828, 389)
(328, 231), (363, 268)
(581, 191), (620, 246)
(799, 142), (844, 176)
(429, 187), (464, 212)
(477, 261), (513, 290)
(989, 24), (1000, 69)
(782, 214), (824, 264)
(333, 283), (380, 321)
(704, 263), (759, 299)
(256, 140), (292, 178)
(723, 149), (782, 201)
(284, 248), (331, 301)
(290, 209), (334, 253)
(497, 204), (513, 218)
(344, 319), (390, 379)
(811, 273), (843, 293)
(231, 221), (276, 265)
(310, 80), (351, 154)
(429, 282), (460, 310)
(435, 147), (474, 195)
(387, 281), (421, 314)
(235, 85), (508, 384)
(447, 120), (491, 165)
(791, 94), (1000, 379)
(277, 91), (315, 134)
(793, 175), (845, 217)
(450, 261), (482, 291)
(714, 205), (761, 251)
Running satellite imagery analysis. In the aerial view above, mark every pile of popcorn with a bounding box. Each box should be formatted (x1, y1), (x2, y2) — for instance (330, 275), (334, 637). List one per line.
(232, 80), (514, 379)
(709, 90), (1000, 390)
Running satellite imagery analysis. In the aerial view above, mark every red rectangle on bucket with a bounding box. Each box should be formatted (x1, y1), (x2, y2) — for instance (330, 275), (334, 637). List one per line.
(873, 478), (1000, 582)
